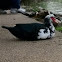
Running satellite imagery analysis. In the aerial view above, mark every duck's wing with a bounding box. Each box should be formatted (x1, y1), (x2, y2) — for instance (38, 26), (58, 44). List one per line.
(16, 23), (45, 31)
(2, 23), (46, 40)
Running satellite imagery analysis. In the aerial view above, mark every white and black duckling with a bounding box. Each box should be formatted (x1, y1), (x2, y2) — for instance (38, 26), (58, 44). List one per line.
(2, 14), (61, 40)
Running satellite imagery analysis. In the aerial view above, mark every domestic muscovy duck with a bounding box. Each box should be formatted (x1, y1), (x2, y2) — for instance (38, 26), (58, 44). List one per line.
(2, 14), (60, 40)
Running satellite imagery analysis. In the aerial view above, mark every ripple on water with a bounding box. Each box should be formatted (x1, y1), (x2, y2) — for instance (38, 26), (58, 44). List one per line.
(39, 1), (62, 15)
(47, 2), (62, 15)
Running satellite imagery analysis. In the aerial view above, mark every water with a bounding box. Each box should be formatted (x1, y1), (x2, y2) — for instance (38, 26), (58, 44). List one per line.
(38, 0), (62, 15)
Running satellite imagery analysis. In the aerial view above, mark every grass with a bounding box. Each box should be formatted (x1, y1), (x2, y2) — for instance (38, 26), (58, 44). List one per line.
(30, 3), (41, 12)
(56, 27), (62, 32)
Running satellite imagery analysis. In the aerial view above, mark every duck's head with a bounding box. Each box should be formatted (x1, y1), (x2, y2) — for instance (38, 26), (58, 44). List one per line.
(44, 14), (61, 27)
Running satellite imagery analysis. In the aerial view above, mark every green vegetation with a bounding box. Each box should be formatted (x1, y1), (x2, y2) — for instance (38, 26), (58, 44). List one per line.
(56, 27), (62, 32)
(30, 4), (40, 12)
(21, 0), (44, 5)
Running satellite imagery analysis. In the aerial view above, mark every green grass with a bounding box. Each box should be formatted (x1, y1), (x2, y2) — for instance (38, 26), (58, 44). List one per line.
(56, 27), (62, 32)
(30, 3), (40, 12)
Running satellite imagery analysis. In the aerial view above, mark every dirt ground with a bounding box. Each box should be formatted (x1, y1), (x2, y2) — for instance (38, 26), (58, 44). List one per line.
(0, 13), (62, 62)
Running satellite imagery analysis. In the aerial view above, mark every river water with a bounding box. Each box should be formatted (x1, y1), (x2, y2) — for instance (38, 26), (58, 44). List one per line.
(39, 0), (62, 15)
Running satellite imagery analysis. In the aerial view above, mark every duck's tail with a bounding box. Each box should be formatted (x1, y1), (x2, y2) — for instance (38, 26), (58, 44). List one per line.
(2, 26), (10, 29)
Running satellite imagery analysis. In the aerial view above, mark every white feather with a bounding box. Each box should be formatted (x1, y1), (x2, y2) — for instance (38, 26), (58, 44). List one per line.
(37, 29), (50, 39)
(49, 25), (55, 38)
(45, 14), (55, 18)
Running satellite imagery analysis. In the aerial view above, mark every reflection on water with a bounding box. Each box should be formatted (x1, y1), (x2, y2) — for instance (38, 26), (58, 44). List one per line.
(39, 0), (62, 15)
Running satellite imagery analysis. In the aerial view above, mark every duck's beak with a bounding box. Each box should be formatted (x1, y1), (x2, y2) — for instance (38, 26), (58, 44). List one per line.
(51, 17), (61, 23)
